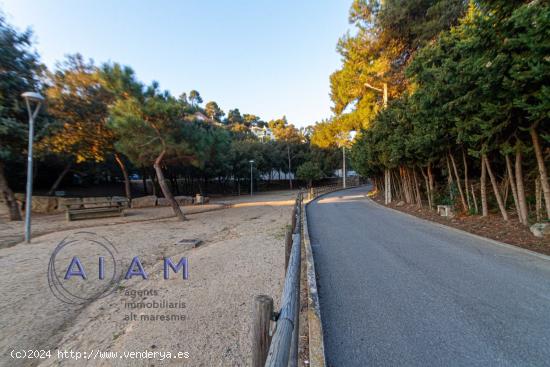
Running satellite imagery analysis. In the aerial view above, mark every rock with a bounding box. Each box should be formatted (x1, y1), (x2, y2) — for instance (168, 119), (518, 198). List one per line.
(156, 197), (172, 207)
(0, 198), (9, 216)
(396, 201), (405, 207)
(31, 196), (58, 213)
(194, 194), (204, 205)
(56, 197), (83, 212)
(82, 197), (110, 208)
(530, 223), (550, 238)
(131, 195), (157, 208)
(174, 196), (193, 206)
(111, 196), (129, 207)
(437, 205), (454, 218)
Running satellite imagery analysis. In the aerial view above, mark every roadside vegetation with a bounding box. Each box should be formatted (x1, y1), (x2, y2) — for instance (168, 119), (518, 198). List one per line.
(0, 15), (342, 221)
(313, 0), (549, 226)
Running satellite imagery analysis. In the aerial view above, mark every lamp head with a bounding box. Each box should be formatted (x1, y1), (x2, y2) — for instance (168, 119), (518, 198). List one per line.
(249, 160), (255, 164)
(22, 91), (45, 103)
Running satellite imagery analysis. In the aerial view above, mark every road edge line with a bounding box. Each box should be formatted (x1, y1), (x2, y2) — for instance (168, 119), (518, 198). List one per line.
(365, 196), (550, 262)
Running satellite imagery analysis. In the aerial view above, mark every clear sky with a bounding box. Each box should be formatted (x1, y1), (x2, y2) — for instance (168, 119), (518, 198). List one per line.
(1, 0), (352, 127)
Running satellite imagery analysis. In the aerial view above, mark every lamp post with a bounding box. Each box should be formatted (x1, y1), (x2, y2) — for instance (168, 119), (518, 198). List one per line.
(21, 91), (44, 243)
(249, 160), (255, 196)
(365, 82), (391, 204)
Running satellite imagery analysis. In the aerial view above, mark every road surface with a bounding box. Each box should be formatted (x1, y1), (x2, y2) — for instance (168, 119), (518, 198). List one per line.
(307, 186), (550, 366)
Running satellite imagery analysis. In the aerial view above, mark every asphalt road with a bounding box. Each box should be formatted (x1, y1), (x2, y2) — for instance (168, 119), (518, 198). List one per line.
(307, 186), (550, 367)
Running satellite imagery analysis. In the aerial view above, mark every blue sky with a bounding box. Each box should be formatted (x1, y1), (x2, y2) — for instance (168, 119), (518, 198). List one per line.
(1, 0), (352, 127)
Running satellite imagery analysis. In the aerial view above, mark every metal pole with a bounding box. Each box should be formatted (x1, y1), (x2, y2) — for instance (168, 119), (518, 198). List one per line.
(24, 100), (39, 243)
(250, 162), (253, 196)
(343, 146), (346, 188)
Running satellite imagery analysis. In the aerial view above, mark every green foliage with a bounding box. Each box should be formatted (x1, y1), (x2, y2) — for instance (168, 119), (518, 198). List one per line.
(0, 16), (43, 162)
(296, 161), (323, 187)
(226, 108), (243, 124)
(350, 1), (550, 178)
(188, 90), (203, 106)
(204, 101), (224, 121)
(109, 87), (207, 167)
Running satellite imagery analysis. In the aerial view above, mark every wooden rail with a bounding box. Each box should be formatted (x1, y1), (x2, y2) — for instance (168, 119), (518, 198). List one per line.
(252, 184), (361, 367)
(252, 192), (303, 367)
(308, 184), (340, 200)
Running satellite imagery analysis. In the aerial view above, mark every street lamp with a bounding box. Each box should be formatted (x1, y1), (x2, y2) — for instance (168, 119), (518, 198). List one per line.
(21, 91), (44, 243)
(365, 82), (391, 204)
(342, 130), (357, 189)
(249, 160), (255, 196)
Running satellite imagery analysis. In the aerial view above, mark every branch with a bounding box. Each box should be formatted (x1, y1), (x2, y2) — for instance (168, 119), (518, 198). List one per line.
(138, 136), (160, 148)
(364, 82), (383, 93)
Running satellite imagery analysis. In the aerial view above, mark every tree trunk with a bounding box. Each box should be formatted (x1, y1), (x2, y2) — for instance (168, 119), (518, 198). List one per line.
(400, 167), (411, 204)
(287, 145), (293, 190)
(449, 153), (467, 212)
(114, 153), (132, 204)
(420, 166), (432, 209)
(153, 150), (186, 221)
(427, 163), (434, 209)
(413, 168), (422, 207)
(462, 149), (471, 211)
(471, 184), (479, 214)
(530, 128), (550, 219)
(385, 168), (392, 204)
(392, 169), (401, 202)
(484, 154), (508, 221)
(536, 178), (542, 222)
(481, 155), (488, 217)
(0, 161), (22, 221)
(505, 153), (523, 224)
(515, 148), (529, 225)
(151, 174), (158, 196)
(446, 155), (454, 201)
(502, 176), (509, 208)
(47, 161), (72, 195)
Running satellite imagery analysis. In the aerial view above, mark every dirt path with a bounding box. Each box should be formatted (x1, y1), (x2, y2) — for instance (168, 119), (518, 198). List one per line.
(0, 191), (295, 366)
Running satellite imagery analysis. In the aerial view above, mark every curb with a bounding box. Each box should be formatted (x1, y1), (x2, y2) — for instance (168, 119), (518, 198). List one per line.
(303, 199), (326, 367)
(365, 196), (550, 262)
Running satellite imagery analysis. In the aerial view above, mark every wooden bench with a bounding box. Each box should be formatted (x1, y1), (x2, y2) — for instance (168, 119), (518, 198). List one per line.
(66, 199), (128, 221)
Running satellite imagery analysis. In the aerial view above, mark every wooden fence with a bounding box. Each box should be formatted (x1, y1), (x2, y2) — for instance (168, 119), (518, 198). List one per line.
(252, 193), (303, 367)
(252, 182), (363, 367)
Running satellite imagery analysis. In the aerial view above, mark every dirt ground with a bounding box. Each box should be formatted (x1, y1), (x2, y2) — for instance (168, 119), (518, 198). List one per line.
(372, 194), (550, 256)
(0, 191), (296, 366)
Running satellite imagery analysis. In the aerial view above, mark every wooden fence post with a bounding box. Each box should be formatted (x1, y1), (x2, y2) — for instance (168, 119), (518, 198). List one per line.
(252, 294), (274, 367)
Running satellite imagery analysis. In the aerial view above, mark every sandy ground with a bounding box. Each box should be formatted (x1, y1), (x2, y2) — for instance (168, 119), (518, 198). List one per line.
(0, 202), (232, 249)
(0, 191), (296, 367)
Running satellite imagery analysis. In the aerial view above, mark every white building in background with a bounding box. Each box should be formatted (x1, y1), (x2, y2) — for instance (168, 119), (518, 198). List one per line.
(251, 126), (275, 142)
(193, 111), (224, 127)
